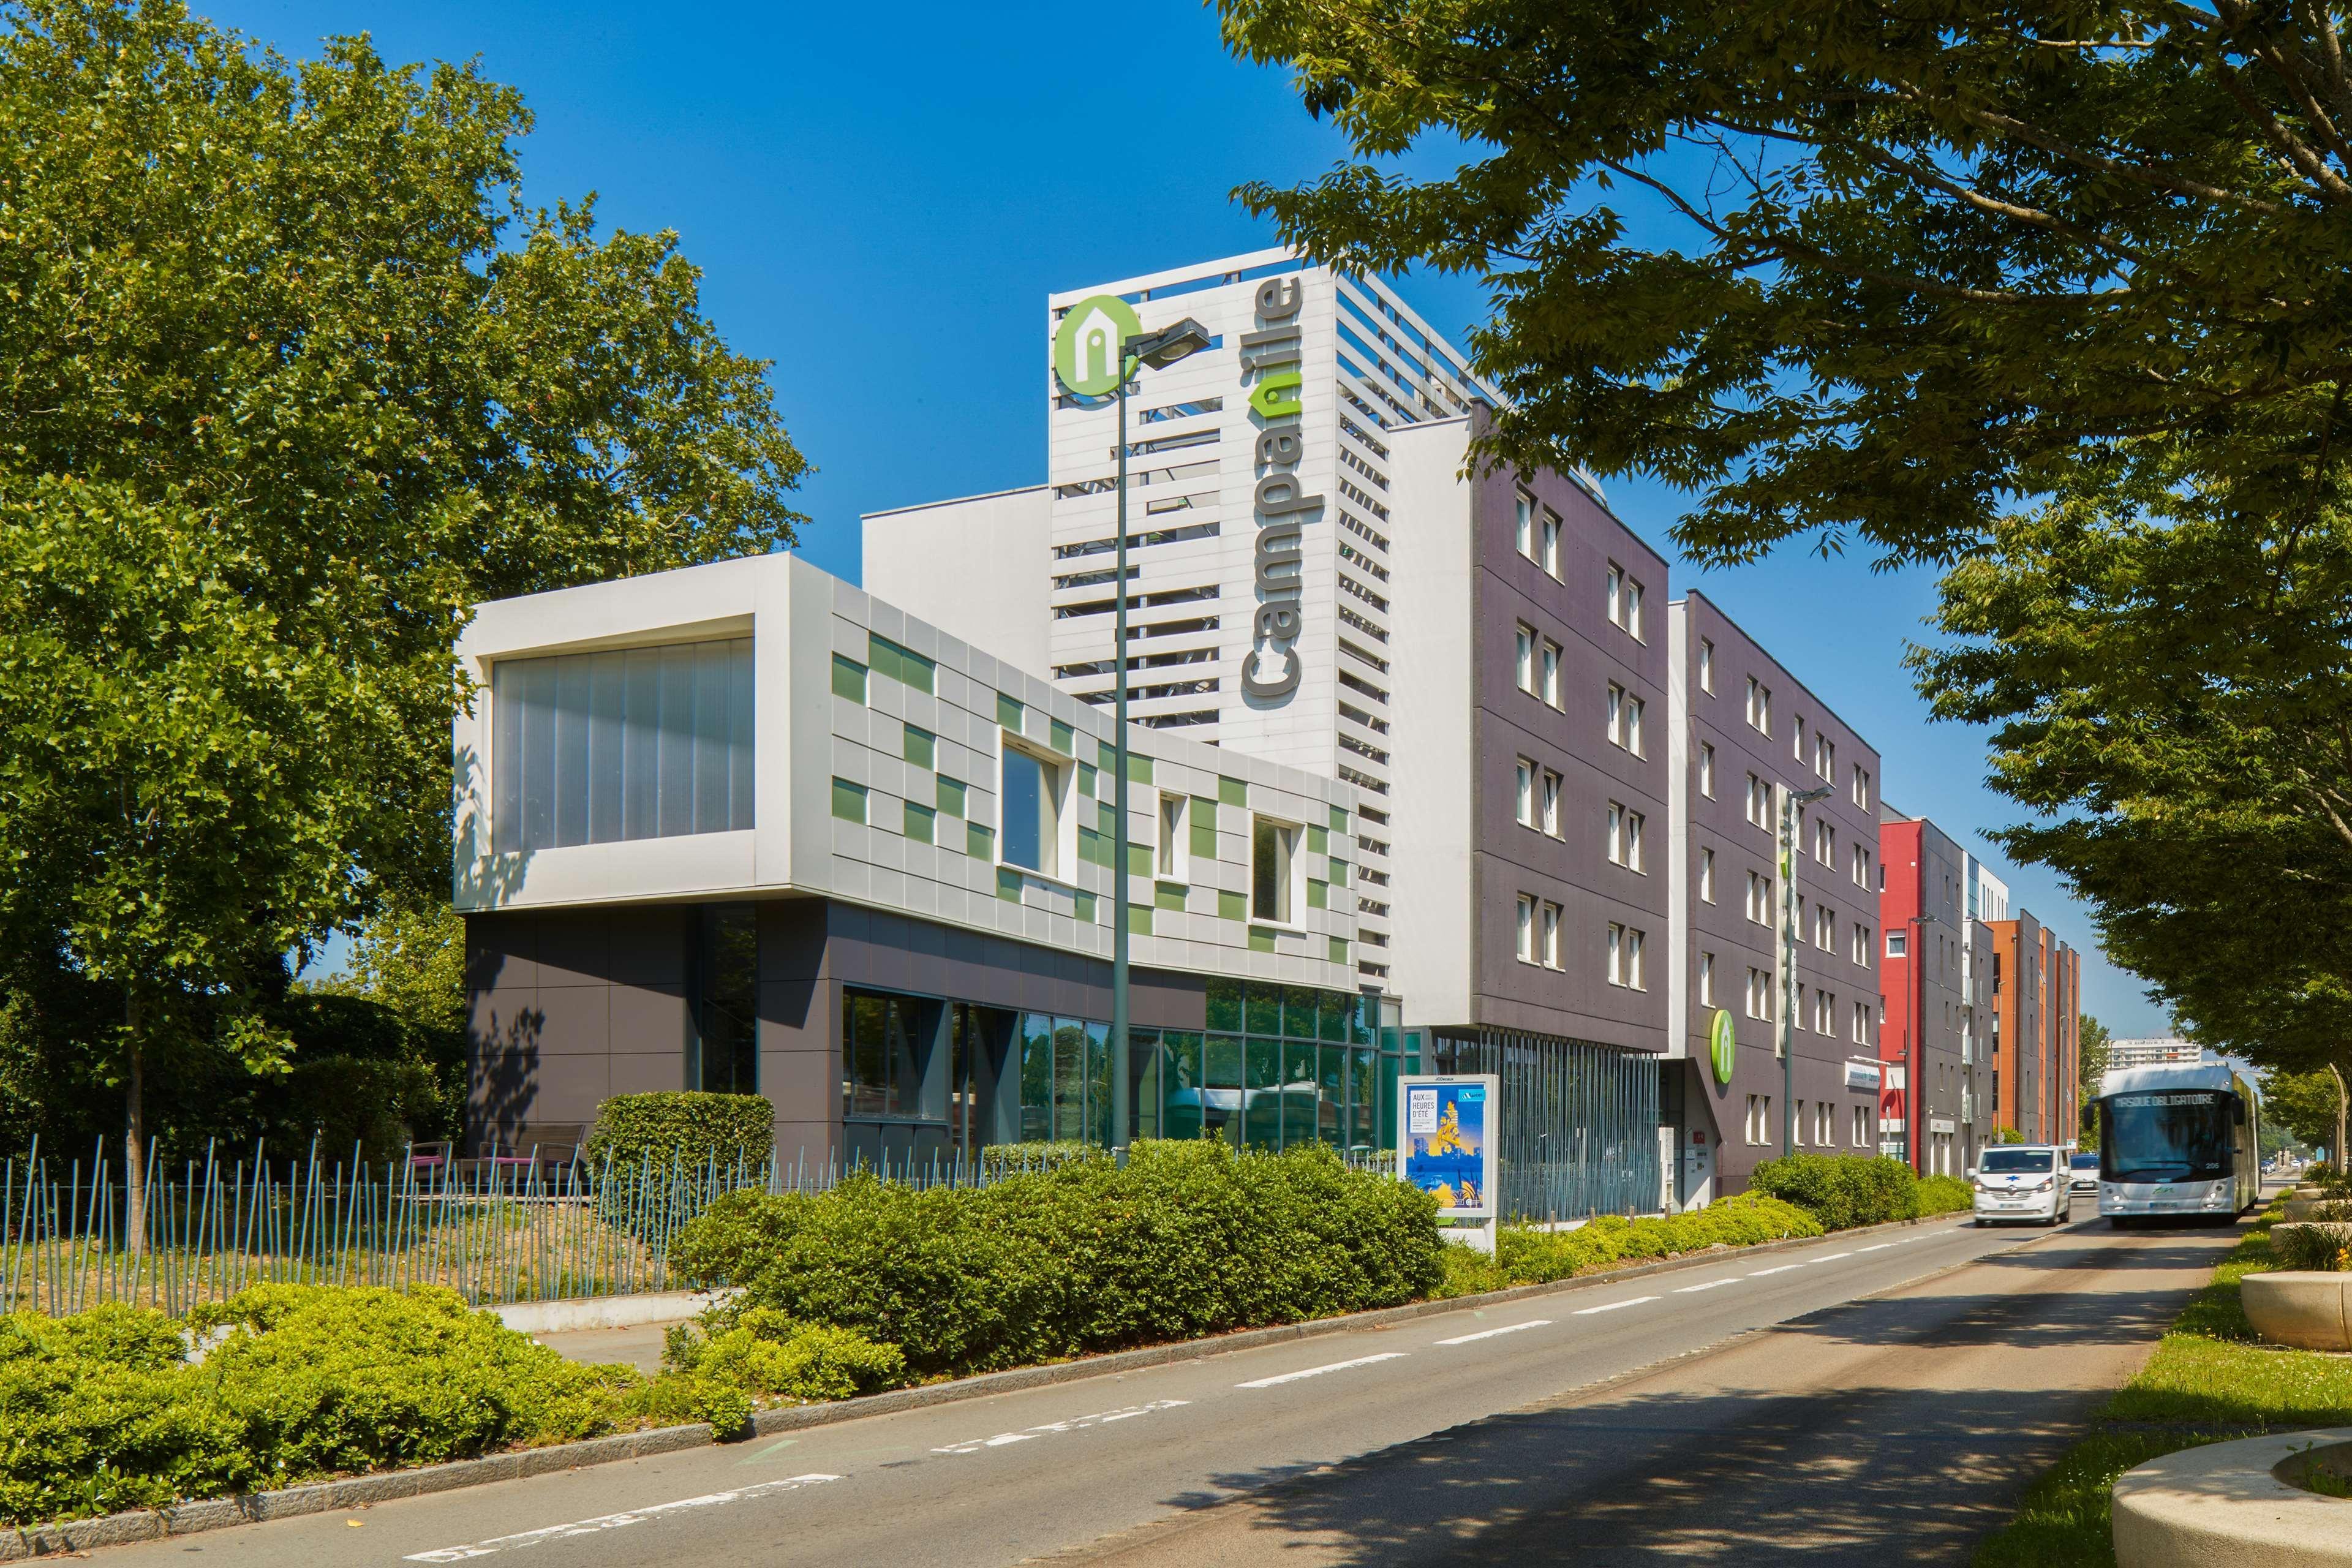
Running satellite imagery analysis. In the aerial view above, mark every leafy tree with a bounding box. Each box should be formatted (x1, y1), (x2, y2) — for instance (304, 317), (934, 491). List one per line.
(2262, 1067), (2345, 1159)
(0, 2), (807, 1212)
(2076, 1015), (2112, 1150)
(1912, 470), (2352, 1076)
(1217, 2), (2352, 568)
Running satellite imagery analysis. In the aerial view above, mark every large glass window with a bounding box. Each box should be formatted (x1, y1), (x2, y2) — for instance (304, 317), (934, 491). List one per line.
(1001, 745), (1063, 876)
(1252, 817), (1297, 922)
(842, 989), (930, 1120)
(689, 905), (758, 1095)
(492, 639), (753, 854)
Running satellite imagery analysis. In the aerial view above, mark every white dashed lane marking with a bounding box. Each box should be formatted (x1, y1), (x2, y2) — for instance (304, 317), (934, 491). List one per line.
(1434, 1320), (1553, 1346)
(1673, 1278), (1737, 1294)
(1747, 1264), (1806, 1276)
(1237, 1353), (1408, 1389)
(932, 1400), (1191, 1455)
(404, 1474), (843, 1561)
(1571, 1295), (1660, 1316)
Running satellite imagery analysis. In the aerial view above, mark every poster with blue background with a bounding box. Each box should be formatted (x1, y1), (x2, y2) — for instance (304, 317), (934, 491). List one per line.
(1397, 1074), (1499, 1218)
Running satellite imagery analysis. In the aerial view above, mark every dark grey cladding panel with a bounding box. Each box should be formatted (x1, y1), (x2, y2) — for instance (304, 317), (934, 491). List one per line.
(533, 910), (613, 990)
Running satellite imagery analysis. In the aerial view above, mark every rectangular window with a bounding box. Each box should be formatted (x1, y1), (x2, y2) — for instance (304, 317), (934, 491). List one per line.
(1747, 870), (1771, 926)
(1252, 816), (1298, 923)
(1607, 562), (1622, 624)
(1814, 818), (1833, 865)
(1540, 508), (1561, 576)
(1516, 624), (1536, 693)
(1887, 930), (1907, 958)
(1698, 638), (1714, 693)
(1001, 744), (1064, 876)
(1853, 923), (1871, 965)
(1817, 903), (1835, 950)
(1747, 676), (1771, 735)
(1853, 1001), (1868, 1044)
(1156, 792), (1186, 880)
(1747, 967), (1770, 1020)
(1853, 1104), (1867, 1146)
(1625, 694), (1644, 755)
(690, 905), (758, 1095)
(1607, 922), (1624, 986)
(1795, 1099), (1807, 1145)
(1516, 893), (1536, 962)
(1700, 847), (1716, 903)
(1698, 951), (1716, 1006)
(1541, 900), (1562, 968)
(1625, 927), (1645, 989)
(841, 987), (930, 1121)
(1517, 758), (1536, 827)
(1746, 773), (1764, 828)
(1542, 639), (1562, 707)
(1699, 742), (1715, 797)
(1515, 491), (1535, 559)
(492, 638), (755, 854)
(1623, 578), (1644, 639)
(1607, 682), (1623, 744)
(1624, 809), (1644, 872)
(1607, 800), (1625, 864)
(1541, 769), (1562, 836)
(1852, 843), (1871, 887)
(1793, 715), (1806, 764)
(1853, 764), (1871, 810)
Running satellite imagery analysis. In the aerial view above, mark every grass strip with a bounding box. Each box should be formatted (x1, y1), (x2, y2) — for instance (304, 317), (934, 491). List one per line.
(1973, 1208), (2352, 1566)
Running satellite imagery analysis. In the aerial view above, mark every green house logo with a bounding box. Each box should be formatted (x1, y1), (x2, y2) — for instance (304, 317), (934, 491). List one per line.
(1053, 293), (1143, 398)
(1710, 1009), (1736, 1086)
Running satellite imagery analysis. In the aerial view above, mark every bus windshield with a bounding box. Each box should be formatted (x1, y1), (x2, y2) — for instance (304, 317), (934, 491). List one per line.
(2102, 1090), (2233, 1183)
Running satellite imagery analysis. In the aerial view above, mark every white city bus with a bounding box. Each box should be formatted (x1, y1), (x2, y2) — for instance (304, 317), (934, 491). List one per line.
(2097, 1061), (2261, 1226)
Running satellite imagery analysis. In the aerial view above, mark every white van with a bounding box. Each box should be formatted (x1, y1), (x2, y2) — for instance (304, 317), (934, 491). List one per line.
(1972, 1145), (2071, 1226)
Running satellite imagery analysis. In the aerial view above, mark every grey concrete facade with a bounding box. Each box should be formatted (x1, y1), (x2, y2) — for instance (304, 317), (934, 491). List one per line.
(1668, 592), (1885, 1197)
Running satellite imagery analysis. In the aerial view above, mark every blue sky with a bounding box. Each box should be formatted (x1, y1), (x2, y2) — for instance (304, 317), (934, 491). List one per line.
(214, 0), (2168, 1036)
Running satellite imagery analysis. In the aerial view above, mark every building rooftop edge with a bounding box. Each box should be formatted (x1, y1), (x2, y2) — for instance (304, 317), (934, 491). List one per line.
(861, 482), (1049, 521)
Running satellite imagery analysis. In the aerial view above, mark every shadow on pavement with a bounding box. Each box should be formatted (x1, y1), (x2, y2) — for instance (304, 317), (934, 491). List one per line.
(1114, 1223), (2243, 1566)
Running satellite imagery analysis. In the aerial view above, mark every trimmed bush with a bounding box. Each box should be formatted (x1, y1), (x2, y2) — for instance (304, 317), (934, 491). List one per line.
(664, 1307), (907, 1402)
(671, 1139), (1444, 1380)
(1917, 1174), (1973, 1216)
(1435, 1191), (1823, 1297)
(1749, 1153), (1921, 1229)
(582, 1092), (774, 1177)
(0, 1284), (723, 1529)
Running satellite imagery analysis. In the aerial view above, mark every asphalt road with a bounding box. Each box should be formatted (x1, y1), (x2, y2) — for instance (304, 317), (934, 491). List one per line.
(105, 1202), (2244, 1567)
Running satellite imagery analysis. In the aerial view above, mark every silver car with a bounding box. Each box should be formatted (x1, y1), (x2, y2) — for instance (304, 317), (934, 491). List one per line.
(2069, 1152), (2101, 1194)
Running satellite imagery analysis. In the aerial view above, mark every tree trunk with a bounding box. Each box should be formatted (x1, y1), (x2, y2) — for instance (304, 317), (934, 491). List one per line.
(124, 991), (146, 1257)
(2331, 1063), (2346, 1176)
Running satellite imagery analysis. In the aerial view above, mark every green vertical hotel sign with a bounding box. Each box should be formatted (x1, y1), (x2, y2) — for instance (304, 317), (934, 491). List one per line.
(1709, 1008), (1736, 1086)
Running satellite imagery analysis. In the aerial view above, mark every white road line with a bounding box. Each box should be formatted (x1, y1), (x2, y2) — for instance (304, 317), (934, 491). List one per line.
(1571, 1295), (1659, 1316)
(1672, 1278), (1736, 1294)
(1237, 1353), (1407, 1389)
(1747, 1264), (1805, 1276)
(1434, 1319), (1552, 1346)
(1814, 1252), (1853, 1261)
(932, 1400), (1190, 1454)
(404, 1474), (842, 1561)
(1856, 1243), (1895, 1253)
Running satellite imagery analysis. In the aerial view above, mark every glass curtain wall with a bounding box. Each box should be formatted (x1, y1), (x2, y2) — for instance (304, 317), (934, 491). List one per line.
(491, 638), (755, 854)
(1430, 1030), (1662, 1218)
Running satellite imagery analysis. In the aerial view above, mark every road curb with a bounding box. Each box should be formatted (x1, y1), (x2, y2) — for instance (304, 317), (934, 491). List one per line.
(0, 1208), (1973, 1558)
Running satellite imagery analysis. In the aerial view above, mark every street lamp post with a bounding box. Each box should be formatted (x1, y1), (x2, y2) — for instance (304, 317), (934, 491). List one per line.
(1777, 782), (1835, 1158)
(1107, 318), (1211, 1155)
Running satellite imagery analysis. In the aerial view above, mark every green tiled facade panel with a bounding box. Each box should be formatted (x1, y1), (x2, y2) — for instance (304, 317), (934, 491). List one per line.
(1248, 926), (1276, 954)
(902, 725), (935, 769)
(903, 802), (935, 844)
(1189, 821), (1218, 862)
(936, 776), (967, 816)
(1307, 880), (1329, 911)
(1330, 804), (1348, 832)
(996, 866), (1024, 902)
(1308, 824), (1329, 854)
(1077, 827), (1105, 867)
(868, 633), (937, 695)
(997, 692), (1023, 729)
(1218, 775), (1247, 807)
(1328, 861), (1349, 886)
(830, 778), (867, 824)
(1218, 889), (1246, 922)
(1078, 761), (1097, 797)
(1125, 842), (1152, 877)
(967, 821), (994, 860)
(1074, 890), (1097, 924)
(1098, 801), (1117, 835)
(1049, 717), (1074, 755)
(1126, 903), (1153, 937)
(1154, 881), (1188, 912)
(1124, 753), (1154, 786)
(831, 654), (867, 703)
(1329, 937), (1348, 964)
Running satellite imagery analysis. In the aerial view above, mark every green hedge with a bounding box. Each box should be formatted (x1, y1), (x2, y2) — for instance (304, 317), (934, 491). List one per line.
(671, 1139), (1444, 1380)
(0, 1284), (861, 1529)
(1436, 1191), (1822, 1297)
(582, 1092), (774, 1177)
(1749, 1153), (1923, 1229)
(1917, 1174), (1973, 1216)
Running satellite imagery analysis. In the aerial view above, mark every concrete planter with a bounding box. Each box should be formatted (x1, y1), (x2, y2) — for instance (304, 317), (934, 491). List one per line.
(2114, 1429), (2352, 1567)
(2288, 1196), (2330, 1221)
(2244, 1273), (2352, 1351)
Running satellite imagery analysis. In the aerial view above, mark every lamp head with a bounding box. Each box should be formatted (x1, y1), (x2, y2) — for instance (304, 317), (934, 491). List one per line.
(1125, 318), (1212, 371)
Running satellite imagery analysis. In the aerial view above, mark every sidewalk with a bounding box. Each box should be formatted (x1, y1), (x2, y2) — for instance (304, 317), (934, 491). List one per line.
(530, 1324), (671, 1374)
